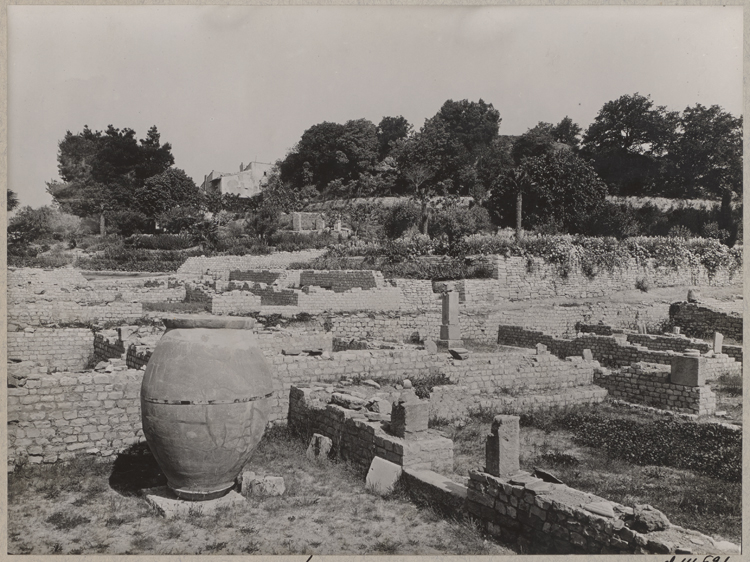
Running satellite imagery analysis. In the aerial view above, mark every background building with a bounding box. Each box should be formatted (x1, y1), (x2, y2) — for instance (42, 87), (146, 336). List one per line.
(201, 161), (272, 198)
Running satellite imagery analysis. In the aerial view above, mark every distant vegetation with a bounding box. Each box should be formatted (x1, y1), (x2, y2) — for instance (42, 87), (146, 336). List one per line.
(7, 93), (742, 272)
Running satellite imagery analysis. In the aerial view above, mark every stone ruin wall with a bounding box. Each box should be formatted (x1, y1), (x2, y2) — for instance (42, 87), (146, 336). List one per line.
(8, 346), (605, 468)
(496, 325), (742, 378)
(494, 255), (742, 301)
(593, 363), (716, 416)
(7, 328), (94, 371)
(175, 250), (327, 277)
(670, 301), (743, 342)
(287, 386), (453, 473)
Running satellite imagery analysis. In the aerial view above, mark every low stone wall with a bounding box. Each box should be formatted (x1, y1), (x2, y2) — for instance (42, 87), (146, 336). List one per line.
(211, 287), (402, 315)
(299, 270), (383, 292)
(176, 250), (327, 276)
(228, 270), (284, 284)
(390, 279), (439, 309)
(496, 325), (742, 378)
(670, 301), (743, 342)
(7, 267), (89, 291)
(8, 300), (143, 326)
(7, 329), (94, 371)
(594, 363), (716, 416)
(211, 292), (262, 315)
(93, 333), (125, 363)
(626, 332), (743, 364)
(7, 369), (143, 467)
(466, 469), (720, 554)
(287, 386), (453, 473)
(493, 255), (742, 301)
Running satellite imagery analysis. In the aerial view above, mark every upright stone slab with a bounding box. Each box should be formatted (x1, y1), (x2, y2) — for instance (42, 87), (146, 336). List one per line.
(437, 290), (463, 349)
(535, 343), (548, 355)
(292, 212), (302, 232)
(670, 355), (706, 387)
(390, 396), (429, 438)
(713, 332), (724, 354)
(366, 456), (403, 495)
(485, 415), (520, 478)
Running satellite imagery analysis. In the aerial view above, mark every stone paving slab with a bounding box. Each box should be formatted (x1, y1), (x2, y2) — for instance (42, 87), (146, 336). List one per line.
(142, 486), (246, 519)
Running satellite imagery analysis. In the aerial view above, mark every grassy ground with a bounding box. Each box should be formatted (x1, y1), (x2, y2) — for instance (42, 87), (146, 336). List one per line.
(438, 404), (741, 544)
(7, 427), (514, 556)
(142, 301), (211, 314)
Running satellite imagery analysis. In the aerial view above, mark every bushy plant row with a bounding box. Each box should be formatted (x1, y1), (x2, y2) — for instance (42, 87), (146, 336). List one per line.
(313, 234), (742, 280)
(521, 410), (740, 482)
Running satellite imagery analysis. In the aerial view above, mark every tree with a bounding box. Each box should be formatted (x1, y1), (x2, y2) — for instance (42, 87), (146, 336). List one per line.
(582, 94), (678, 196)
(278, 119), (379, 194)
(136, 168), (201, 223)
(377, 116), (412, 160)
(7, 189), (19, 212)
(665, 104), (743, 245)
(667, 104), (742, 198)
(426, 99), (502, 195)
(551, 116), (582, 148)
(487, 151), (608, 234)
(8, 206), (54, 246)
(511, 122), (556, 164)
(48, 125), (175, 234)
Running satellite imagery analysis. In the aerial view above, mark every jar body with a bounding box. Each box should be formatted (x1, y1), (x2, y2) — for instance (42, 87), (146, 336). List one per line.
(140, 326), (273, 500)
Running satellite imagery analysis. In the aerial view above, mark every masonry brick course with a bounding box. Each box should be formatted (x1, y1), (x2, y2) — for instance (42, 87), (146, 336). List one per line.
(7, 329), (93, 371)
(496, 325), (742, 378)
(7, 368), (143, 467)
(594, 363), (716, 415)
(299, 270), (383, 292)
(287, 386), (453, 473)
(176, 250), (327, 276)
(670, 301), (743, 342)
(465, 469), (730, 554)
(494, 255), (741, 301)
(8, 300), (143, 326)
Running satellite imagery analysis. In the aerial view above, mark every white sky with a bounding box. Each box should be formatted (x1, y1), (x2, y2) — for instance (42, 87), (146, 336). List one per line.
(8, 5), (743, 208)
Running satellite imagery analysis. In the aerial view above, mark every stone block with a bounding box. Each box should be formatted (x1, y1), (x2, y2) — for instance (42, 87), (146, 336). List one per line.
(306, 433), (333, 461)
(713, 332), (723, 354)
(536, 343), (548, 355)
(143, 486), (245, 519)
(582, 349), (593, 362)
(441, 290), (459, 325)
(440, 324), (461, 341)
(390, 399), (429, 438)
(366, 456), (402, 495)
(448, 348), (470, 360)
(424, 340), (438, 355)
(670, 355), (706, 387)
(633, 504), (669, 532)
(485, 415), (520, 478)
(240, 472), (285, 497)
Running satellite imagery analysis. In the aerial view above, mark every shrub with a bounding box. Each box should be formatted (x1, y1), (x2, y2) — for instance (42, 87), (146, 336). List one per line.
(126, 233), (194, 251)
(635, 277), (651, 292)
(382, 200), (421, 239)
(429, 204), (492, 244)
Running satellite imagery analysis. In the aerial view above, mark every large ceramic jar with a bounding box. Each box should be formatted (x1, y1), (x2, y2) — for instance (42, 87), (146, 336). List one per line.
(141, 316), (274, 500)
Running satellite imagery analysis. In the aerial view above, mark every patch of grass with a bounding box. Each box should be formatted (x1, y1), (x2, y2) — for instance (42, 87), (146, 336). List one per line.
(45, 511), (91, 531)
(370, 537), (402, 554)
(143, 301), (211, 313)
(716, 373), (742, 397)
(451, 413), (741, 543)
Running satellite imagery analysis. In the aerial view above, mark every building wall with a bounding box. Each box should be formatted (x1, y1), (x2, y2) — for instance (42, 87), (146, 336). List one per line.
(7, 329), (94, 371)
(670, 302), (743, 342)
(593, 364), (716, 415)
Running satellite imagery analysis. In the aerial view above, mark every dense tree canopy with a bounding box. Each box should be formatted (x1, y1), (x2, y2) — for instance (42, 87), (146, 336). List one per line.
(581, 94), (679, 196)
(48, 125), (175, 233)
(487, 150), (608, 234)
